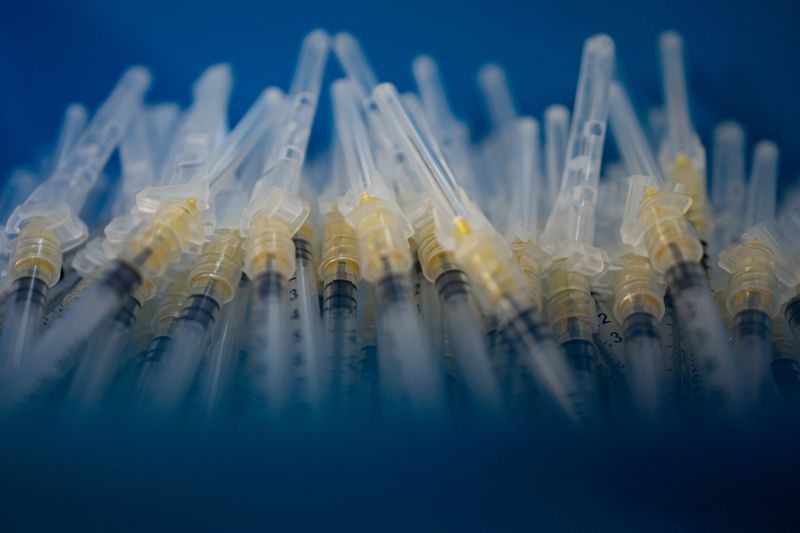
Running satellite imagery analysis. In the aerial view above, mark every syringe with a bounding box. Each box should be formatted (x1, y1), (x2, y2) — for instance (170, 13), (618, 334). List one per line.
(0, 103), (87, 321)
(62, 107), (164, 420)
(392, 92), (502, 417)
(329, 75), (443, 415)
(0, 68), (150, 384)
(538, 34), (616, 421)
(607, 80), (670, 422)
(318, 149), (362, 413)
(658, 32), (713, 246)
(241, 30), (329, 417)
(136, 86), (285, 421)
(618, 53), (742, 424)
(10, 66), (231, 412)
(372, 81), (582, 425)
(719, 141), (789, 412)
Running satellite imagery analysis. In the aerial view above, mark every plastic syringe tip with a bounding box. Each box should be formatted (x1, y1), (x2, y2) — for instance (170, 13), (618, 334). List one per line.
(332, 32), (379, 99)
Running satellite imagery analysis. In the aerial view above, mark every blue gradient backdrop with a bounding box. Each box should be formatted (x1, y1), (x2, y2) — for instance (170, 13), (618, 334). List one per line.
(1, 0), (799, 190)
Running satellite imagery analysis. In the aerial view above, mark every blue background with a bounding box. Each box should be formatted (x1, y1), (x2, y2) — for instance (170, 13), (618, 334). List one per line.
(1, 0), (799, 193)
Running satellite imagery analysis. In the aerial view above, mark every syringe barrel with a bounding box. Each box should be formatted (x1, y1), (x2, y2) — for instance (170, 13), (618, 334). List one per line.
(784, 295), (800, 345)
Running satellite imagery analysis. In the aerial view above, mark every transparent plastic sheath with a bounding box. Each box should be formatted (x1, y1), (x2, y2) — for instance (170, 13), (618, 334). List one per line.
(743, 141), (779, 229)
(52, 103), (89, 172)
(608, 81), (663, 181)
(711, 122), (746, 215)
(332, 79), (381, 194)
(412, 56), (481, 201)
(477, 64), (518, 129)
(507, 117), (541, 240)
(371, 83), (470, 224)
(137, 64), (231, 214)
(7, 67), (151, 244)
(659, 31), (696, 161)
(543, 34), (615, 246)
(259, 30), (329, 194)
(544, 105), (570, 205)
(331, 33), (379, 99)
(208, 87), (285, 196)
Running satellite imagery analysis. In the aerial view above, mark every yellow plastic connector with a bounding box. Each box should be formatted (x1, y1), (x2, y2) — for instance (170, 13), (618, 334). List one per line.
(639, 186), (704, 273)
(450, 222), (531, 320)
(188, 229), (244, 305)
(722, 241), (778, 317)
(120, 198), (204, 280)
(318, 208), (360, 287)
(346, 194), (412, 282)
(509, 239), (545, 311)
(611, 253), (665, 324)
(543, 260), (596, 345)
(244, 211), (295, 282)
(9, 217), (63, 287)
(666, 154), (713, 242)
(415, 220), (459, 284)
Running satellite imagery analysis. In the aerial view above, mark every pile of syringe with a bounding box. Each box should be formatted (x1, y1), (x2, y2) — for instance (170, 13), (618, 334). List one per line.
(1, 28), (798, 433)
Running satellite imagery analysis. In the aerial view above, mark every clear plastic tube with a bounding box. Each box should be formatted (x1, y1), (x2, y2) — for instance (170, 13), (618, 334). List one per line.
(374, 272), (444, 416)
(287, 233), (324, 411)
(195, 276), (250, 423)
(245, 273), (292, 417)
(61, 296), (140, 421)
(623, 312), (668, 422)
(659, 31), (696, 161)
(436, 271), (502, 416)
(666, 260), (742, 421)
(477, 64), (518, 130)
(544, 104), (570, 208)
